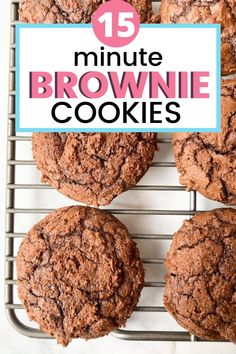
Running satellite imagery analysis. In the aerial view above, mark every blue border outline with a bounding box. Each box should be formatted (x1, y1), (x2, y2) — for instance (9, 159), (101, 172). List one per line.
(16, 24), (20, 133)
(15, 23), (221, 133)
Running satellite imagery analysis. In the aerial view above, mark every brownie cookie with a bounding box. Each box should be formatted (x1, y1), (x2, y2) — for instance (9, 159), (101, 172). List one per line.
(32, 133), (157, 206)
(19, 0), (157, 24)
(164, 208), (236, 342)
(160, 0), (236, 76)
(173, 78), (236, 205)
(16, 206), (144, 346)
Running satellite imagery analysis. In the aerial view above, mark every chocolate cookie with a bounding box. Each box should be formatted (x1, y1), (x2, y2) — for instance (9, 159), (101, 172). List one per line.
(160, 0), (236, 76)
(16, 206), (144, 346)
(164, 208), (236, 342)
(32, 133), (157, 206)
(19, 0), (157, 24)
(173, 78), (236, 205)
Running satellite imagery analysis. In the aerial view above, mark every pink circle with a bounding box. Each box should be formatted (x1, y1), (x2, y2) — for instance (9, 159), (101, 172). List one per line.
(92, 0), (140, 48)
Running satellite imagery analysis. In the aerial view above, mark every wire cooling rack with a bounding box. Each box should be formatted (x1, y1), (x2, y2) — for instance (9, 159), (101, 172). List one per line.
(5, 0), (227, 343)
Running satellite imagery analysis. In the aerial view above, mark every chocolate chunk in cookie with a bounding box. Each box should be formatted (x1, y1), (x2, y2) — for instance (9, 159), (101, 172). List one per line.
(16, 206), (144, 346)
(160, 0), (236, 76)
(32, 133), (157, 206)
(164, 208), (236, 342)
(173, 78), (236, 205)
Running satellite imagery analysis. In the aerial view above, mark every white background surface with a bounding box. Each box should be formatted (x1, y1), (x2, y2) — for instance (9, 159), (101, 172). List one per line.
(19, 26), (217, 130)
(0, 1), (235, 354)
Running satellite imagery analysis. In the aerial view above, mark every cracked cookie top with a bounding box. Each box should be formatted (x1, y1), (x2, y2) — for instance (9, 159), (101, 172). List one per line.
(164, 208), (236, 342)
(32, 133), (157, 206)
(172, 78), (236, 205)
(160, 0), (236, 75)
(16, 206), (144, 346)
(19, 0), (157, 24)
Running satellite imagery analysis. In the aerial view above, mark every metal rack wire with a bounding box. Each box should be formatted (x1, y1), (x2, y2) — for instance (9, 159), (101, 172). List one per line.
(5, 0), (225, 343)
